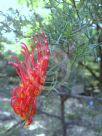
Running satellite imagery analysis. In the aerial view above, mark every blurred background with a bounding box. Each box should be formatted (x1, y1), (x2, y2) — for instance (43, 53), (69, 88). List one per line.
(0, 0), (102, 136)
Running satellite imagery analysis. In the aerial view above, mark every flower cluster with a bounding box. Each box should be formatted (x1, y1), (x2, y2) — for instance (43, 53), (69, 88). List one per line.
(9, 32), (50, 125)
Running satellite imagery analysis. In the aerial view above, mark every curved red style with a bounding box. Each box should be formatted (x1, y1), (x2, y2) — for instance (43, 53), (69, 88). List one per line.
(9, 32), (50, 125)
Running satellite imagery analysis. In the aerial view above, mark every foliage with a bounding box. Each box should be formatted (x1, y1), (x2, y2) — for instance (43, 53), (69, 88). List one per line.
(0, 0), (101, 105)
(0, 0), (102, 136)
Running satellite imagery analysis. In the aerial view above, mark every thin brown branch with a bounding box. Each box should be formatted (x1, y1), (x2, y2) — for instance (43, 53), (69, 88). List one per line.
(71, 0), (80, 20)
(54, 88), (102, 102)
(79, 62), (99, 81)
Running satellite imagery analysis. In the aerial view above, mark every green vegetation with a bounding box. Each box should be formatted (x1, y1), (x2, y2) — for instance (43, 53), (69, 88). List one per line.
(0, 0), (102, 136)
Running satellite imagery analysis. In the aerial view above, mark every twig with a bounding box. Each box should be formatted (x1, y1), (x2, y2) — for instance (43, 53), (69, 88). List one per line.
(71, 0), (80, 20)
(79, 62), (99, 81)
(71, 24), (91, 35)
(54, 89), (102, 102)
(4, 120), (24, 134)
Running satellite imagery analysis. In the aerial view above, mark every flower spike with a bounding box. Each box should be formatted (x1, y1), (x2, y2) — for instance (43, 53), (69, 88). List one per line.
(9, 32), (50, 125)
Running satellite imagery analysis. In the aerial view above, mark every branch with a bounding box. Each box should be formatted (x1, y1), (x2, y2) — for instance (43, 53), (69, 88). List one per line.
(0, 22), (30, 39)
(3, 120), (24, 135)
(3, 108), (61, 135)
(70, 94), (102, 102)
(71, 0), (80, 20)
(54, 88), (102, 102)
(71, 24), (91, 35)
(79, 62), (99, 81)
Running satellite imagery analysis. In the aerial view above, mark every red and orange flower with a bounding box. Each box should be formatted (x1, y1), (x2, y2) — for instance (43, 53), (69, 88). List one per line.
(9, 32), (50, 125)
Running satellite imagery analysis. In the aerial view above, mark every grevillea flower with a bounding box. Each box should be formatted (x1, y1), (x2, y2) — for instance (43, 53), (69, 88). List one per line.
(9, 32), (50, 125)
